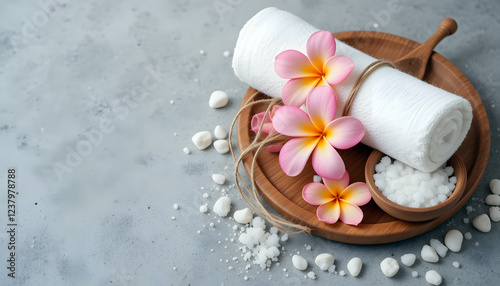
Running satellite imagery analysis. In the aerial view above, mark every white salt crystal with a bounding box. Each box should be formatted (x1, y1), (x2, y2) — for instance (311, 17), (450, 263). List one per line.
(214, 125), (228, 139)
(173, 203), (179, 210)
(421, 245), (439, 263)
(452, 261), (460, 268)
(171, 216), (176, 220)
(307, 271), (316, 279)
(445, 230), (463, 252)
(234, 208), (253, 224)
(400, 253), (416, 267)
(347, 257), (362, 277)
(170, 100), (174, 105)
(412, 271), (418, 278)
(202, 193), (209, 198)
(214, 140), (230, 154)
(463, 218), (469, 224)
(313, 175), (322, 183)
(339, 270), (346, 276)
(473, 214), (491, 232)
(243, 276), (248, 281)
(475, 241), (479, 246)
(327, 265), (336, 273)
(466, 205), (474, 213)
(380, 257), (399, 277)
(464, 232), (472, 240)
(183, 147), (190, 154)
(209, 90), (229, 109)
(490, 179), (500, 194)
(213, 196), (231, 217)
(223, 50), (231, 57)
(485, 194), (500, 205)
(199, 49), (205, 55)
(489, 206), (500, 222)
(305, 245), (312, 251)
(430, 239), (448, 258)
(212, 174), (226, 185)
(315, 253), (334, 271)
(292, 255), (308, 270)
(280, 234), (288, 242)
(192, 131), (212, 150)
(425, 270), (442, 285)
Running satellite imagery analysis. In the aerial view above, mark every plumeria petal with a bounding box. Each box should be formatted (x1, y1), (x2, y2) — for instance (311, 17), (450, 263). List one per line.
(323, 55), (354, 85)
(316, 200), (340, 224)
(312, 138), (345, 180)
(322, 170), (350, 197)
(302, 182), (333, 205)
(275, 50), (319, 79)
(251, 112), (274, 135)
(273, 106), (320, 137)
(338, 200), (364, 225)
(282, 77), (321, 107)
(266, 144), (283, 153)
(306, 86), (337, 131)
(306, 31), (337, 74)
(279, 137), (320, 177)
(324, 116), (365, 149)
(341, 182), (371, 206)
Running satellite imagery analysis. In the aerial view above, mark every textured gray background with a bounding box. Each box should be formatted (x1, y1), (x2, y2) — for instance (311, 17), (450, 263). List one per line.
(1, 0), (499, 285)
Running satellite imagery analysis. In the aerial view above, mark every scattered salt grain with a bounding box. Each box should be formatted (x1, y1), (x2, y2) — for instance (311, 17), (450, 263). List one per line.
(238, 217), (282, 269)
(445, 230), (463, 252)
(292, 255), (308, 271)
(380, 257), (399, 277)
(485, 194), (500, 206)
(192, 131), (212, 150)
(173, 203), (179, 210)
(305, 245), (312, 251)
(313, 175), (322, 183)
(213, 140), (230, 154)
(213, 196), (231, 217)
(425, 270), (442, 285)
(339, 270), (346, 276)
(430, 239), (448, 258)
(489, 206), (500, 222)
(223, 50), (231, 57)
(347, 257), (362, 277)
(209, 90), (229, 109)
(199, 49), (205, 55)
(243, 276), (248, 281)
(203, 193), (209, 198)
(307, 271), (316, 279)
(280, 234), (288, 242)
(374, 156), (455, 208)
(466, 206), (474, 213)
(421, 245), (439, 263)
(214, 125), (228, 139)
(171, 216), (176, 220)
(452, 261), (460, 268)
(463, 218), (469, 224)
(315, 253), (334, 271)
(173, 267), (177, 270)
(328, 265), (336, 273)
(464, 232), (472, 240)
(412, 271), (418, 278)
(199, 204), (208, 213)
(170, 100), (174, 105)
(212, 174), (226, 185)
(400, 253), (416, 267)
(473, 214), (491, 232)
(490, 179), (500, 194)
(234, 208), (253, 224)
(475, 241), (479, 246)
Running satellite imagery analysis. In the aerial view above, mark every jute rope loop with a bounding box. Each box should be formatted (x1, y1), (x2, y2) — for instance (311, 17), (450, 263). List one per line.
(229, 60), (395, 234)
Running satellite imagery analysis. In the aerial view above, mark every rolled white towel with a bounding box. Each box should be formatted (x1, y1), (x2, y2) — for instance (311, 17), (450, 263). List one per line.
(232, 7), (472, 172)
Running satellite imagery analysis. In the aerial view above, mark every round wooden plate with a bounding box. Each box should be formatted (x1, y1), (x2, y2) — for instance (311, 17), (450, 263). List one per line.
(236, 31), (490, 244)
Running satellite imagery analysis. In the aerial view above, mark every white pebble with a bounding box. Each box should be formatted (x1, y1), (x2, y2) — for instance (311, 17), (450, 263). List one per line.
(464, 232), (472, 240)
(425, 270), (442, 285)
(307, 271), (316, 279)
(214, 125), (228, 139)
(199, 205), (208, 213)
(191, 131), (212, 150)
(400, 253), (416, 267)
(473, 213), (491, 232)
(421, 245), (439, 263)
(173, 203), (179, 210)
(445, 230), (463, 252)
(213, 196), (231, 217)
(213, 140), (230, 154)
(292, 255), (308, 271)
(485, 194), (500, 205)
(234, 208), (253, 224)
(412, 271), (419, 278)
(209, 90), (229, 109)
(430, 239), (448, 258)
(212, 174), (226, 185)
(313, 175), (322, 183)
(183, 147), (190, 154)
(489, 206), (500, 222)
(314, 253), (334, 271)
(347, 257), (362, 277)
(452, 261), (460, 268)
(380, 257), (399, 277)
(490, 179), (500, 194)
(223, 50), (231, 57)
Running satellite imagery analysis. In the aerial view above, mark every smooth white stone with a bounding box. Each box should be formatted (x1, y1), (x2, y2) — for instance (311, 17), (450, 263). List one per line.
(213, 140), (229, 154)
(445, 230), (463, 252)
(209, 90), (229, 108)
(490, 179), (500, 194)
(292, 255), (308, 271)
(489, 206), (500, 222)
(425, 270), (442, 285)
(473, 214), (491, 232)
(212, 174), (226, 185)
(380, 257), (399, 277)
(233, 208), (253, 224)
(314, 253), (334, 271)
(421, 245), (439, 263)
(347, 257), (362, 277)
(400, 253), (416, 267)
(191, 131), (212, 150)
(485, 194), (500, 205)
(213, 196), (231, 217)
(214, 125), (228, 139)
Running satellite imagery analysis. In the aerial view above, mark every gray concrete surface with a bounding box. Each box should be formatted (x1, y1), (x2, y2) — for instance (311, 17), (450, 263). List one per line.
(1, 0), (499, 285)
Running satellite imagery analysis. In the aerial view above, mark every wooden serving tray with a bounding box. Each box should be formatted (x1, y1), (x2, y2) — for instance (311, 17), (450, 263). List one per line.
(236, 31), (490, 244)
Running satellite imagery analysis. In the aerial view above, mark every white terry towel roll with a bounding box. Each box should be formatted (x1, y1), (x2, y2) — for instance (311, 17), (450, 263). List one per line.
(232, 7), (472, 172)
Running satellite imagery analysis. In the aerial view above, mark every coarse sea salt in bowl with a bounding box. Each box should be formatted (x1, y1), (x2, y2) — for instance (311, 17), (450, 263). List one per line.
(365, 150), (467, 222)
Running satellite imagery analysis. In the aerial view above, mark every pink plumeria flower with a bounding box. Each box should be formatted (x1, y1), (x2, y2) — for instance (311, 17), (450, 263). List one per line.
(274, 31), (354, 107)
(272, 86), (364, 180)
(251, 105), (283, 152)
(303, 171), (371, 225)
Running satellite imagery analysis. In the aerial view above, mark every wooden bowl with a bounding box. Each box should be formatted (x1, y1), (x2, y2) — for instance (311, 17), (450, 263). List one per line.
(365, 150), (467, 222)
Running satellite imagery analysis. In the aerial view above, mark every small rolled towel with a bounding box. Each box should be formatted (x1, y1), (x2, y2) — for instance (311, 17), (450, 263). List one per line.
(232, 7), (472, 172)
